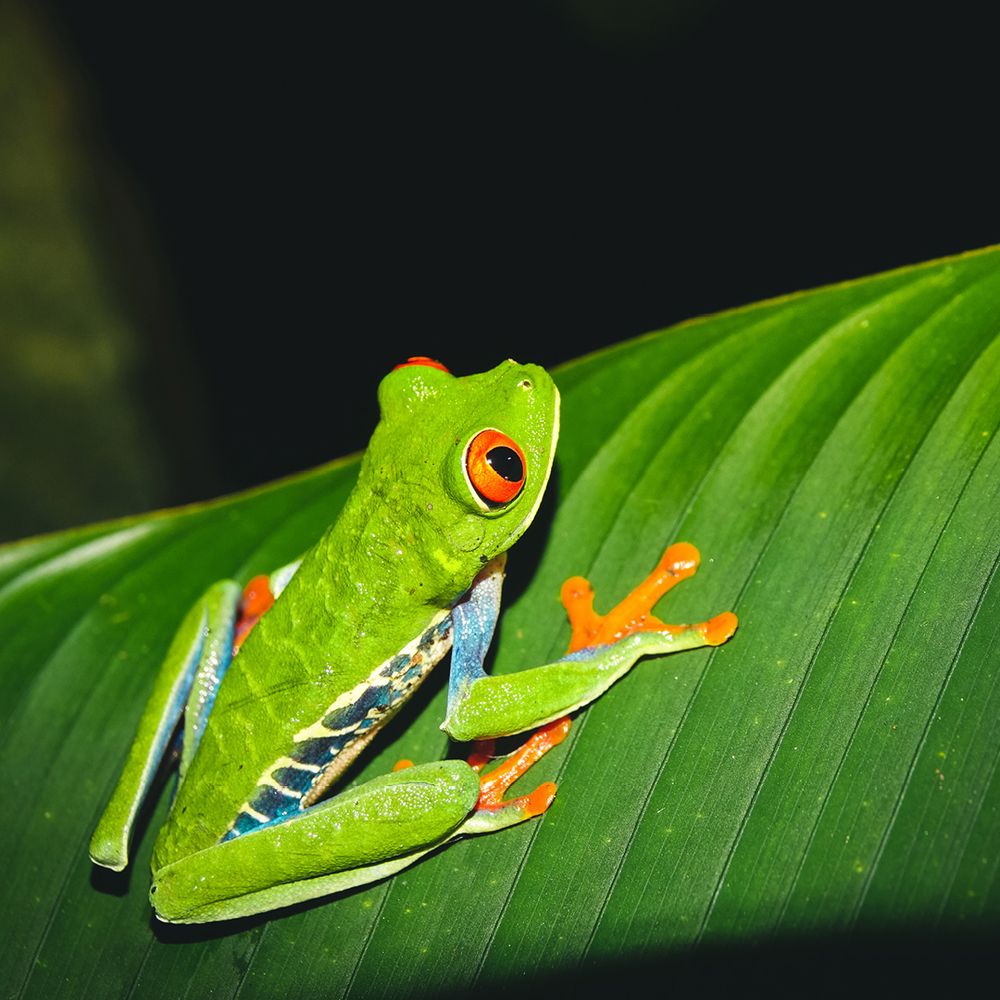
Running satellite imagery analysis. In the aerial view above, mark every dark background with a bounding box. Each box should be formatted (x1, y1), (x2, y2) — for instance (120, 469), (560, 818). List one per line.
(37, 0), (998, 509)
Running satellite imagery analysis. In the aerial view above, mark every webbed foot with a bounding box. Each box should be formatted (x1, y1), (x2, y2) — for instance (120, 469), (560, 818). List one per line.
(560, 542), (737, 653)
(460, 717), (571, 831)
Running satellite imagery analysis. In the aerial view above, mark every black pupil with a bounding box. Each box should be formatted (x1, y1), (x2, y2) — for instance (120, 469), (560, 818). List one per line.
(486, 446), (524, 483)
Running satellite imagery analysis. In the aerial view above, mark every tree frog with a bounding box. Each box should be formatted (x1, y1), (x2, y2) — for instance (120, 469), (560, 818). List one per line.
(90, 358), (737, 923)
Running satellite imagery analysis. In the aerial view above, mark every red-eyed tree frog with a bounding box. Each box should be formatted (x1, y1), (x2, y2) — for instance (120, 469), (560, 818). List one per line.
(90, 358), (737, 923)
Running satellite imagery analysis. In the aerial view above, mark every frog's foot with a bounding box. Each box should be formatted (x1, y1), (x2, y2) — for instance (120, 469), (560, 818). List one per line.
(465, 739), (496, 774)
(459, 717), (571, 833)
(232, 574), (274, 653)
(231, 559), (303, 654)
(560, 542), (738, 655)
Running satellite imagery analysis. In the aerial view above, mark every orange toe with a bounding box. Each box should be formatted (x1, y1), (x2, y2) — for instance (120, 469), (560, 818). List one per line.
(477, 717), (571, 809)
(559, 542), (736, 654)
(702, 611), (739, 646)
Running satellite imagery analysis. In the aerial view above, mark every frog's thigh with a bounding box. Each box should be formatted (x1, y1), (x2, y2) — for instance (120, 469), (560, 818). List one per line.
(151, 761), (481, 923)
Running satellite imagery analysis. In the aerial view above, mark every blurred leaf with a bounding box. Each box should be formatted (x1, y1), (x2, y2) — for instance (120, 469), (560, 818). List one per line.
(0, 3), (201, 541)
(2, 247), (999, 998)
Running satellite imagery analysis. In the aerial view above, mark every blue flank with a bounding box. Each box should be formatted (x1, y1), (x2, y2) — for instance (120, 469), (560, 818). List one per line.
(222, 614), (453, 841)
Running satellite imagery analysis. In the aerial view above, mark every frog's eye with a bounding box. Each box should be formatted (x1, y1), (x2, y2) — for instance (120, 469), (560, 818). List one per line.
(465, 429), (526, 506)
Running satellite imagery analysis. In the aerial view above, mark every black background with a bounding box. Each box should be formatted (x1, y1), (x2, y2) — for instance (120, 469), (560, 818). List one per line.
(40, 0), (997, 504)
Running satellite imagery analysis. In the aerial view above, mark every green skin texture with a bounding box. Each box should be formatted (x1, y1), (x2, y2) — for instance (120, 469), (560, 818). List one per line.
(90, 361), (716, 923)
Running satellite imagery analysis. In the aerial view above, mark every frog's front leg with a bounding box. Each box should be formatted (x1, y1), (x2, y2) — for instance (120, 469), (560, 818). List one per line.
(443, 544), (737, 743)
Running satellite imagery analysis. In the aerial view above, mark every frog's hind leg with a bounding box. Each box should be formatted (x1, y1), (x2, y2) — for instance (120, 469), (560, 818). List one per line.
(177, 582), (244, 776)
(151, 761), (482, 923)
(90, 579), (241, 871)
(152, 735), (571, 924)
(90, 558), (303, 873)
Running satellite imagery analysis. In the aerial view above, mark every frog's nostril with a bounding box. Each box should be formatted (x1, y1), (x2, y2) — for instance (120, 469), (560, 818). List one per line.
(517, 379), (533, 390)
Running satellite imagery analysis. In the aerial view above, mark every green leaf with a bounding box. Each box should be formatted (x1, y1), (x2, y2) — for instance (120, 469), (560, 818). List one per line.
(2, 248), (998, 998)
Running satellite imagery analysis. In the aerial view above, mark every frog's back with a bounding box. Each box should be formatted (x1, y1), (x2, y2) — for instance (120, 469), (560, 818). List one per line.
(153, 491), (462, 868)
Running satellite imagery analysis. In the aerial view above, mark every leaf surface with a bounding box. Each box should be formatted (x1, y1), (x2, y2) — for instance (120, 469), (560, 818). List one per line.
(2, 248), (998, 999)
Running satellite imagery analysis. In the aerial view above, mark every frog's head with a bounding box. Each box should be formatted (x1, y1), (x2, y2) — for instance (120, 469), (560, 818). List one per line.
(373, 357), (559, 582)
